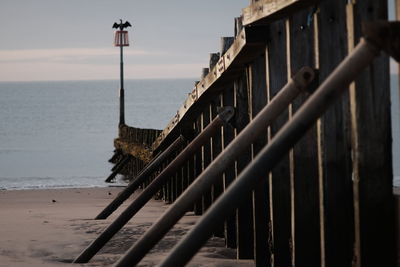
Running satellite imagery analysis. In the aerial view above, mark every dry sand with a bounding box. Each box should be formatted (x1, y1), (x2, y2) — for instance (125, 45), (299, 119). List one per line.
(0, 187), (254, 267)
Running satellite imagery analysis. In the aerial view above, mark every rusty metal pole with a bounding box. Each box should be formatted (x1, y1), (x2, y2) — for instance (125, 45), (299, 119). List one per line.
(158, 38), (381, 267)
(73, 107), (234, 264)
(96, 135), (186, 219)
(112, 67), (315, 267)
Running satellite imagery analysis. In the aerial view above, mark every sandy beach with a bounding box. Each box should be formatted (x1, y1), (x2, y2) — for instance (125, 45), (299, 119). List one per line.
(0, 187), (253, 267)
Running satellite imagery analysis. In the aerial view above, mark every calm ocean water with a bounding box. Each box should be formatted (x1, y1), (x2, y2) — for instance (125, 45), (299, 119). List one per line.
(0, 79), (192, 190)
(0, 77), (399, 190)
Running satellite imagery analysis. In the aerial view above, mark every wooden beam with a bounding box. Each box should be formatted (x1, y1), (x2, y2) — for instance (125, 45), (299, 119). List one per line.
(289, 7), (320, 266)
(351, 1), (395, 266)
(222, 84), (237, 248)
(201, 105), (212, 213)
(318, 1), (354, 265)
(210, 95), (225, 238)
(267, 19), (291, 267)
(250, 53), (271, 266)
(242, 0), (317, 26)
(234, 69), (254, 260)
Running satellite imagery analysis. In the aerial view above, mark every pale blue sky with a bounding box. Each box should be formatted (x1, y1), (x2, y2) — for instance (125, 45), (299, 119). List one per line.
(0, 0), (248, 81)
(0, 1), (397, 81)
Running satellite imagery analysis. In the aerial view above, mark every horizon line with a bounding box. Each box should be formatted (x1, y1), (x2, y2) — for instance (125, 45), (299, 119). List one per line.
(0, 77), (199, 83)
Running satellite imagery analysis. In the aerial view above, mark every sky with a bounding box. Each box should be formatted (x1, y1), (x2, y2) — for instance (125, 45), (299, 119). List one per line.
(0, 1), (398, 82)
(0, 0), (248, 82)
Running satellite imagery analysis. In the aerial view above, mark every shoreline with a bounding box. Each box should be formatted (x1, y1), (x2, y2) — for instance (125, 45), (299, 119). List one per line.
(0, 187), (252, 266)
(0, 184), (127, 191)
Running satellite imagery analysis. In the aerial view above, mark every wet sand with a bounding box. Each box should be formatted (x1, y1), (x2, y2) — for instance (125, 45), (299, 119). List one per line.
(0, 187), (253, 266)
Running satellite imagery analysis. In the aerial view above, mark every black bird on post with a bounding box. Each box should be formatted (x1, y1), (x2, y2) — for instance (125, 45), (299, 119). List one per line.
(113, 19), (132, 126)
(113, 19), (132, 31)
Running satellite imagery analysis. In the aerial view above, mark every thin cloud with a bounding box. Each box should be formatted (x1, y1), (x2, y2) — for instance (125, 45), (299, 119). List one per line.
(0, 61), (201, 82)
(0, 48), (164, 63)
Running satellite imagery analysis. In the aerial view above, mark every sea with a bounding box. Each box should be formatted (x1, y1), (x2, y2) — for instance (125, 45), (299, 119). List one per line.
(0, 77), (399, 190)
(0, 79), (193, 190)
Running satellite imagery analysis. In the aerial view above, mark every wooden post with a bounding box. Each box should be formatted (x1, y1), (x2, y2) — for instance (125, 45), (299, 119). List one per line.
(289, 8), (320, 267)
(235, 17), (243, 37)
(222, 84), (237, 248)
(220, 34), (237, 249)
(209, 52), (224, 237)
(210, 95), (224, 238)
(318, 1), (354, 266)
(181, 160), (188, 193)
(350, 1), (395, 266)
(194, 116), (203, 215)
(221, 37), (234, 56)
(175, 166), (183, 200)
(162, 160), (168, 201)
(201, 68), (209, 79)
(234, 69), (254, 260)
(167, 154), (174, 203)
(250, 53), (271, 266)
(210, 53), (220, 68)
(201, 105), (212, 213)
(189, 122), (198, 212)
(267, 19), (291, 267)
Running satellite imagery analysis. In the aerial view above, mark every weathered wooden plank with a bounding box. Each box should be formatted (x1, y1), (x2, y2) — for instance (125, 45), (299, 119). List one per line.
(242, 0), (316, 26)
(181, 160), (188, 193)
(187, 142), (195, 212)
(222, 84), (237, 248)
(235, 17), (243, 37)
(267, 19), (291, 267)
(188, 122), (197, 212)
(161, 160), (168, 202)
(201, 105), (212, 213)
(350, 1), (395, 266)
(289, 8), (320, 267)
(171, 153), (178, 201)
(209, 53), (220, 69)
(249, 53), (271, 266)
(175, 165), (183, 200)
(234, 70), (254, 260)
(210, 95), (224, 238)
(318, 1), (354, 266)
(166, 154), (174, 203)
(194, 116), (203, 215)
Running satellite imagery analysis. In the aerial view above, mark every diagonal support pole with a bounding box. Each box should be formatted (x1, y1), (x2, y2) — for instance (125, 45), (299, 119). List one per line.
(112, 66), (315, 267)
(97, 135), (186, 219)
(158, 37), (386, 267)
(73, 106), (234, 264)
(105, 155), (131, 183)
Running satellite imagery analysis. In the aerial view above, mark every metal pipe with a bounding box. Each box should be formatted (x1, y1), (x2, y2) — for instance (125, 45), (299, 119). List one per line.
(73, 107), (234, 264)
(113, 66), (315, 267)
(158, 38), (380, 267)
(108, 150), (122, 163)
(105, 155), (131, 183)
(97, 135), (186, 219)
(119, 31), (125, 126)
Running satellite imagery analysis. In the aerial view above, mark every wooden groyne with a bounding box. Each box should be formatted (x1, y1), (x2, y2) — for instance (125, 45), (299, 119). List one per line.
(107, 125), (161, 182)
(77, 0), (399, 266)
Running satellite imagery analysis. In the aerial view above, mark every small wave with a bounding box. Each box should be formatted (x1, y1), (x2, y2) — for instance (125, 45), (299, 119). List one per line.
(0, 175), (127, 190)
